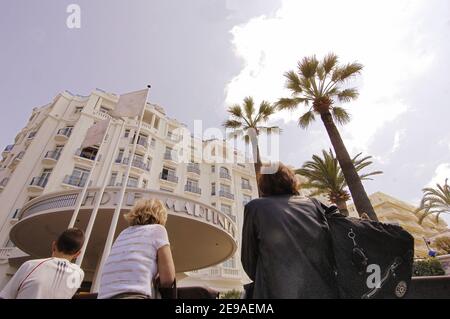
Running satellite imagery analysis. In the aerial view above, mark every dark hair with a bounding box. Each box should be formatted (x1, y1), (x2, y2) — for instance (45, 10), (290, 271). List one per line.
(258, 162), (300, 197)
(56, 228), (85, 255)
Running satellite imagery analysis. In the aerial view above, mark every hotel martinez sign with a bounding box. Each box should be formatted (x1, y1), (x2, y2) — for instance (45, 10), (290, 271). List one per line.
(18, 187), (237, 240)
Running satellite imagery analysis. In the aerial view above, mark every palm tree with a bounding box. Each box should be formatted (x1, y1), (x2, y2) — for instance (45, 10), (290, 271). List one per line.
(416, 179), (450, 224)
(276, 53), (378, 221)
(223, 96), (278, 181)
(296, 149), (382, 216)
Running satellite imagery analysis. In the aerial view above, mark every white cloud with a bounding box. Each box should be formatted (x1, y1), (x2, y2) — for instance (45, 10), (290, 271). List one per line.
(225, 0), (435, 154)
(427, 163), (450, 187)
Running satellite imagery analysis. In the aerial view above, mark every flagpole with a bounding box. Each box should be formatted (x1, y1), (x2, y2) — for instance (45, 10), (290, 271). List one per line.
(75, 118), (125, 267)
(92, 88), (150, 293)
(68, 119), (111, 229)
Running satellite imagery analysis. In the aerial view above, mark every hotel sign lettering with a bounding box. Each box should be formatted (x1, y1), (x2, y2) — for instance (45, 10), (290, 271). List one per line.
(81, 190), (236, 238)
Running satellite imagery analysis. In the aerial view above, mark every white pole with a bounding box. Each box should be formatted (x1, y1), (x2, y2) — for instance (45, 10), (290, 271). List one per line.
(75, 118), (125, 266)
(68, 119), (111, 229)
(92, 89), (149, 292)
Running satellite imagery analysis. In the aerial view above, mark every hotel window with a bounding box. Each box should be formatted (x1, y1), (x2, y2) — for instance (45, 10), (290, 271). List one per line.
(109, 172), (118, 186)
(116, 149), (124, 163)
(243, 195), (252, 205)
(186, 178), (199, 188)
(74, 106), (83, 114)
(242, 178), (250, 187)
(70, 167), (90, 186)
(220, 184), (231, 193)
(124, 129), (130, 138)
(100, 106), (110, 114)
(127, 176), (139, 188)
(150, 138), (156, 148)
(161, 166), (176, 179)
(211, 165), (215, 173)
(142, 179), (148, 189)
(211, 203), (216, 207)
(153, 117), (160, 129)
(221, 204), (232, 216)
(28, 131), (37, 139)
(211, 182), (216, 195)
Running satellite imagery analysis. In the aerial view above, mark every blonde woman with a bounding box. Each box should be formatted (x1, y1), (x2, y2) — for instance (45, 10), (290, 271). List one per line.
(98, 199), (175, 299)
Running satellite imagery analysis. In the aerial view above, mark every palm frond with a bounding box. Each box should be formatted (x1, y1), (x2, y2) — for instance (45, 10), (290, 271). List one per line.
(331, 106), (351, 125)
(337, 88), (359, 102)
(276, 97), (307, 111)
(337, 62), (363, 82)
(227, 104), (243, 118)
(223, 119), (242, 129)
(298, 55), (319, 78)
(243, 96), (255, 123)
(298, 111), (316, 129)
(322, 53), (339, 74)
(284, 71), (303, 94)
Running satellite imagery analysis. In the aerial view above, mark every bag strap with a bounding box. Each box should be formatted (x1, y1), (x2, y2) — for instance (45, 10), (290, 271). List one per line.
(18, 258), (54, 292)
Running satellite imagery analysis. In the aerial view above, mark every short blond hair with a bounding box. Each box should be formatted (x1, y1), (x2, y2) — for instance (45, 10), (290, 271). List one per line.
(124, 198), (168, 226)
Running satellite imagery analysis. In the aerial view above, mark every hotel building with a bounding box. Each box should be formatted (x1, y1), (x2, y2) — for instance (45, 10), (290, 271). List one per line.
(0, 89), (258, 292)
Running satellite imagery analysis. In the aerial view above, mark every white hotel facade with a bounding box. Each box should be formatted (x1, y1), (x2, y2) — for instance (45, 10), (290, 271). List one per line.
(0, 89), (258, 292)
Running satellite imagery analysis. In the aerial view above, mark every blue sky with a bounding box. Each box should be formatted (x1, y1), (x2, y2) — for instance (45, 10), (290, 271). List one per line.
(1, 0), (449, 221)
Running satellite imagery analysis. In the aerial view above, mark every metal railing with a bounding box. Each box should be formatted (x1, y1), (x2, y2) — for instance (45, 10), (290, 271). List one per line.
(135, 136), (149, 148)
(44, 150), (61, 161)
(122, 158), (150, 171)
(63, 175), (88, 187)
(187, 163), (200, 174)
(160, 173), (178, 183)
(75, 149), (97, 161)
(30, 176), (49, 188)
(164, 151), (177, 161)
(184, 184), (202, 194)
(56, 127), (73, 138)
(241, 183), (252, 190)
(220, 171), (231, 180)
(167, 131), (181, 142)
(219, 190), (234, 200)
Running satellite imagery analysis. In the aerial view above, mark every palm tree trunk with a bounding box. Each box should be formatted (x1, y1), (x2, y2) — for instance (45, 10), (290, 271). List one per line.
(335, 199), (349, 216)
(320, 112), (378, 221)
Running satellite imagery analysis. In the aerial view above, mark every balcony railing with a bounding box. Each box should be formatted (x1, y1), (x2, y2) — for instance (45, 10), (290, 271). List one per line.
(167, 131), (181, 142)
(75, 149), (97, 161)
(241, 183), (252, 190)
(15, 151), (25, 160)
(164, 151), (177, 161)
(135, 137), (149, 148)
(160, 173), (178, 183)
(220, 171), (231, 180)
(30, 176), (49, 188)
(56, 127), (73, 138)
(219, 190), (234, 200)
(44, 150), (61, 161)
(63, 175), (88, 187)
(184, 184), (202, 194)
(187, 163), (200, 175)
(28, 132), (37, 139)
(123, 158), (150, 171)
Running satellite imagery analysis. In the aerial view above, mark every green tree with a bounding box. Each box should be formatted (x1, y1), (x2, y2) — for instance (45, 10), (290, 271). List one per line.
(296, 149), (382, 215)
(220, 289), (242, 299)
(276, 53), (378, 220)
(223, 96), (279, 185)
(416, 179), (450, 224)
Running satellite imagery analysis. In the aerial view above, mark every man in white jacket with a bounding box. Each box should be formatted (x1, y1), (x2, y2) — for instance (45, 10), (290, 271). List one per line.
(0, 228), (85, 299)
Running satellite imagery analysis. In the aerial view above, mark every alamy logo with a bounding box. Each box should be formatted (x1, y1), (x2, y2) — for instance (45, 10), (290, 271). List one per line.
(366, 264), (381, 289)
(66, 4), (81, 29)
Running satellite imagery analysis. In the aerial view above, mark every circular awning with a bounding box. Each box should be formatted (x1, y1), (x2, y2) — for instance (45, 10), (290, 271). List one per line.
(10, 187), (238, 273)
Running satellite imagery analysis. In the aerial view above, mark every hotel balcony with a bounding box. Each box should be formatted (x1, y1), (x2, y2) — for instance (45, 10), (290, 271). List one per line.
(42, 150), (61, 165)
(219, 171), (232, 181)
(28, 176), (48, 192)
(0, 247), (29, 264)
(187, 163), (200, 175)
(75, 148), (98, 161)
(2, 144), (14, 157)
(55, 127), (73, 142)
(167, 131), (181, 143)
(184, 184), (202, 195)
(241, 183), (252, 191)
(219, 190), (235, 200)
(160, 173), (179, 184)
(194, 267), (241, 279)
(13, 151), (25, 163)
(122, 157), (151, 172)
(62, 175), (88, 188)
(135, 136), (149, 152)
(163, 151), (177, 162)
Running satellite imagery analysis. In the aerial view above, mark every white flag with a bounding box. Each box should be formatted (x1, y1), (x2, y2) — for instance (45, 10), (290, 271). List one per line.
(110, 88), (149, 118)
(81, 119), (110, 149)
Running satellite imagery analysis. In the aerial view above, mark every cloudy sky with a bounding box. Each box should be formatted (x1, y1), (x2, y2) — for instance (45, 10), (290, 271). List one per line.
(1, 0), (449, 221)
